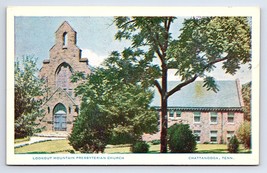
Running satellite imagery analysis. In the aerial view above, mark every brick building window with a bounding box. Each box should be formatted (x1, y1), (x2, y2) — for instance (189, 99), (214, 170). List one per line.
(194, 112), (201, 123)
(176, 111), (181, 118)
(228, 112), (234, 123)
(210, 112), (218, 124)
(210, 130), (218, 143)
(194, 130), (201, 143)
(169, 110), (174, 119)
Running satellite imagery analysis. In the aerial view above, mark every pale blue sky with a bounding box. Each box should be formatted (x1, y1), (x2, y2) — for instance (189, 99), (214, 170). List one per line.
(15, 17), (251, 84)
(15, 17), (129, 67)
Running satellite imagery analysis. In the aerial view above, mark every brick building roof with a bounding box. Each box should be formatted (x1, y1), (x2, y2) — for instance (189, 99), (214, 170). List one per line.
(151, 80), (244, 111)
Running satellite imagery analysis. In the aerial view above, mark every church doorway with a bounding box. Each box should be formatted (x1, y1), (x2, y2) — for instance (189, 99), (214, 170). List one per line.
(53, 103), (67, 131)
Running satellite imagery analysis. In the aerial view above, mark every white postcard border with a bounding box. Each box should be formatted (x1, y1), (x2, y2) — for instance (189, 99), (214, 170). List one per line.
(6, 6), (260, 165)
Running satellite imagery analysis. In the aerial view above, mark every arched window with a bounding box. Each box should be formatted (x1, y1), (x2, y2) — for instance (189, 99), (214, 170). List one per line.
(55, 62), (73, 90)
(63, 32), (68, 47)
(53, 103), (67, 114)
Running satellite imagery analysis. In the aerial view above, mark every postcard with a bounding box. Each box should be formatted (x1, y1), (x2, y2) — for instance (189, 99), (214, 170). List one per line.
(6, 6), (260, 165)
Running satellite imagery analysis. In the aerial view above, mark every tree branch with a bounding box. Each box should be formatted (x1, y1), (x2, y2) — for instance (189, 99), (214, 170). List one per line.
(154, 80), (162, 96)
(166, 17), (173, 33)
(167, 74), (198, 98)
(204, 56), (229, 70)
(166, 55), (229, 98)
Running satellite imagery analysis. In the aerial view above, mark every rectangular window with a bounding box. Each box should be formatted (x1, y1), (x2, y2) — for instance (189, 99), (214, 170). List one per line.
(210, 131), (218, 143)
(169, 110), (174, 118)
(194, 112), (201, 123)
(228, 112), (234, 123)
(227, 131), (235, 142)
(194, 130), (201, 143)
(210, 112), (218, 124)
(176, 111), (181, 118)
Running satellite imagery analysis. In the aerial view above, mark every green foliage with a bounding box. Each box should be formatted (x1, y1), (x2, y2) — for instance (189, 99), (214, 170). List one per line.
(109, 131), (135, 145)
(227, 135), (239, 153)
(131, 141), (150, 153)
(242, 82), (251, 121)
(168, 124), (197, 153)
(69, 55), (158, 152)
(151, 139), (161, 145)
(168, 17), (251, 91)
(14, 56), (46, 139)
(114, 16), (251, 153)
(237, 121), (251, 149)
(68, 106), (111, 153)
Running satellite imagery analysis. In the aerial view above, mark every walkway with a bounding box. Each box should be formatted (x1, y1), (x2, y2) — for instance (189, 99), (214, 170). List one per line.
(15, 136), (67, 148)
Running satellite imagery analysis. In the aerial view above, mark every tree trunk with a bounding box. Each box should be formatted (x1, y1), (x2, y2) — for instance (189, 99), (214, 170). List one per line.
(160, 65), (168, 153)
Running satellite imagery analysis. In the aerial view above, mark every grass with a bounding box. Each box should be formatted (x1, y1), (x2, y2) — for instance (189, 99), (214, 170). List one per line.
(15, 139), (251, 154)
(15, 137), (30, 144)
(15, 139), (74, 154)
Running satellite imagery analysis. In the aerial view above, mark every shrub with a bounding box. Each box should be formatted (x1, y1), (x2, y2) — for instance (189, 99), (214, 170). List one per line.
(237, 121), (251, 149)
(151, 139), (161, 145)
(168, 124), (197, 153)
(228, 135), (239, 153)
(109, 131), (135, 145)
(68, 107), (111, 153)
(131, 141), (150, 153)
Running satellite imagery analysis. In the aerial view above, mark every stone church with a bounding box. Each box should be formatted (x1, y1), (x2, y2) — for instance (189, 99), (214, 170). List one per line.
(38, 21), (91, 135)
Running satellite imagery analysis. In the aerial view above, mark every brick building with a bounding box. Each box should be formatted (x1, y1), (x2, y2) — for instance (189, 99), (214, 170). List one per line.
(143, 80), (244, 144)
(38, 21), (244, 144)
(39, 21), (91, 134)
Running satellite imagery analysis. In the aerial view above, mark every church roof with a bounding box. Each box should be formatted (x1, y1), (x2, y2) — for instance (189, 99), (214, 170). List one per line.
(151, 80), (243, 111)
(55, 21), (76, 33)
(43, 87), (77, 106)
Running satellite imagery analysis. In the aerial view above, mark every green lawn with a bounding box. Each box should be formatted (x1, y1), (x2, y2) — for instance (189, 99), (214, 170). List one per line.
(15, 139), (251, 154)
(14, 137), (30, 144)
(15, 139), (74, 154)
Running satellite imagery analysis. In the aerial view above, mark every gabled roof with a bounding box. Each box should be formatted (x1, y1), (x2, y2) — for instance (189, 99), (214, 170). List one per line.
(151, 80), (243, 111)
(43, 87), (77, 106)
(55, 21), (76, 33)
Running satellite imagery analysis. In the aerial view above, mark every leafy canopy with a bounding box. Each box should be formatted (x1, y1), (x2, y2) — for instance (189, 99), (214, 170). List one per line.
(115, 16), (251, 92)
(69, 55), (158, 152)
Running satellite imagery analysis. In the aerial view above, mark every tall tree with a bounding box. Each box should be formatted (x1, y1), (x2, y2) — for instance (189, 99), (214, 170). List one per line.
(114, 16), (251, 152)
(14, 56), (46, 139)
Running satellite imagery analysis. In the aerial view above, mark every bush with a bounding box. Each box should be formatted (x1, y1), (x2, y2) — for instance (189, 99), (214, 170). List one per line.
(151, 139), (161, 145)
(228, 135), (239, 153)
(131, 141), (150, 153)
(237, 121), (251, 149)
(168, 124), (197, 153)
(109, 131), (135, 145)
(68, 107), (111, 153)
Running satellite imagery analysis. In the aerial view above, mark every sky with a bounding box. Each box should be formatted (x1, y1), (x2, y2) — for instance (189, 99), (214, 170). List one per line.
(15, 17), (252, 84)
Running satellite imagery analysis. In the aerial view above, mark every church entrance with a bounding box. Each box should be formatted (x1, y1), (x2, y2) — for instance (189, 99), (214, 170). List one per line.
(53, 103), (67, 131)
